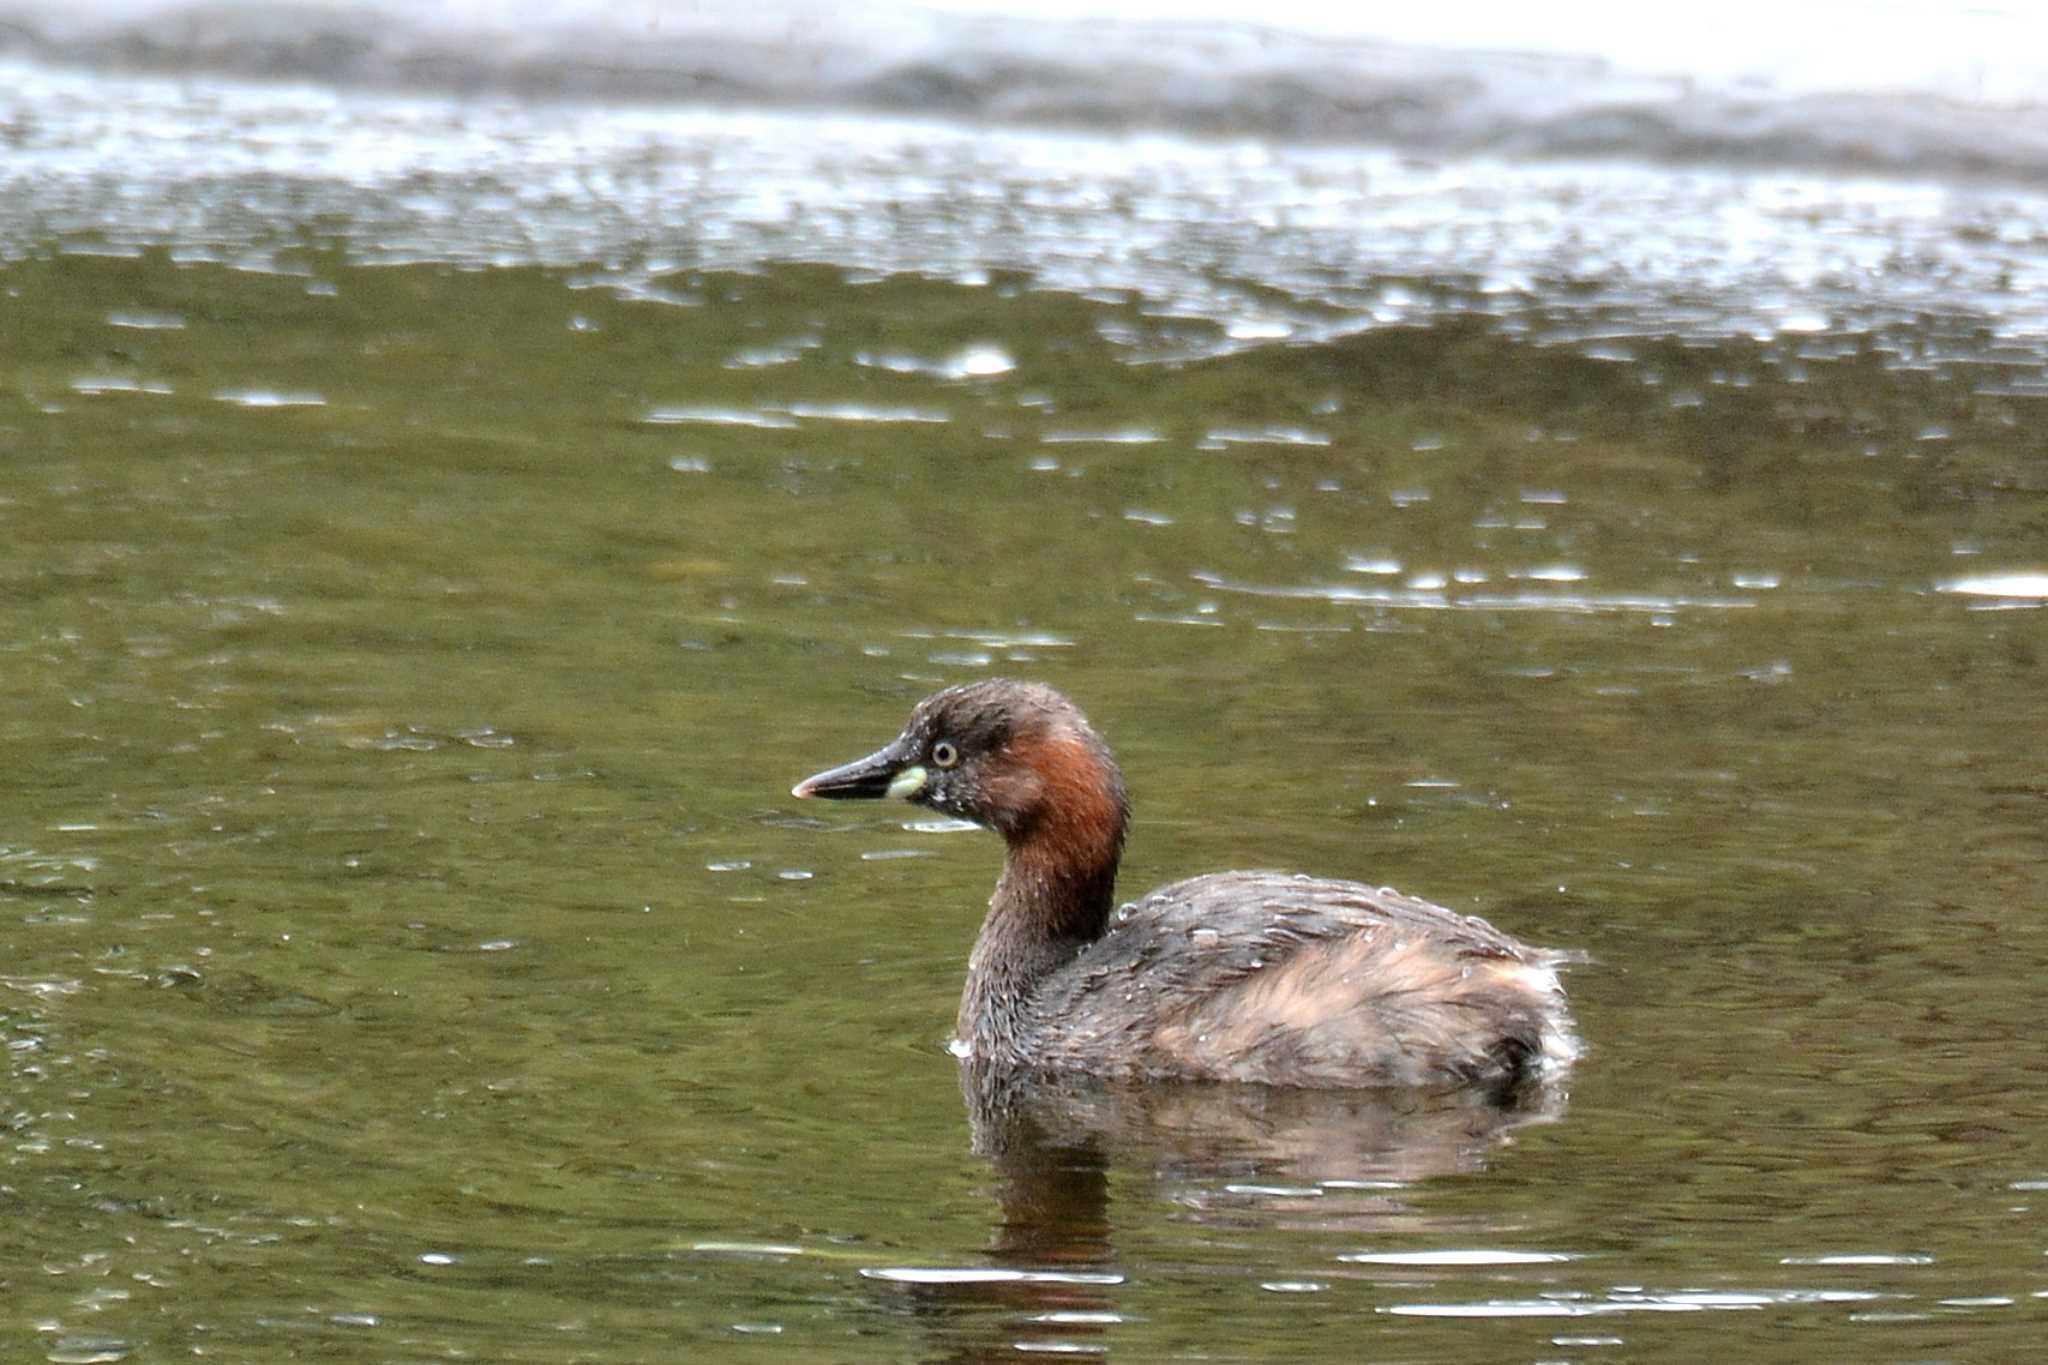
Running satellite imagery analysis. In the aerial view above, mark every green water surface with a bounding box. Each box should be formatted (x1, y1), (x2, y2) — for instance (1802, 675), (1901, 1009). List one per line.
(3, 245), (2045, 1361)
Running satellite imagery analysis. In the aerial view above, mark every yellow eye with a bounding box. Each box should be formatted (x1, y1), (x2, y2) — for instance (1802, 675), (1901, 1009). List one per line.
(931, 740), (960, 769)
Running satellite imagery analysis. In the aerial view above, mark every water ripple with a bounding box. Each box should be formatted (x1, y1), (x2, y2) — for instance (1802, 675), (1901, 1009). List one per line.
(862, 1267), (1125, 1286)
(10, 62), (2047, 385)
(1191, 570), (1755, 616)
(1386, 1287), (1888, 1318)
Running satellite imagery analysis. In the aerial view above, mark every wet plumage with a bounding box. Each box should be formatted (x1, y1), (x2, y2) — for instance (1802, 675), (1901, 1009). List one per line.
(793, 680), (1577, 1091)
(1019, 873), (1573, 1087)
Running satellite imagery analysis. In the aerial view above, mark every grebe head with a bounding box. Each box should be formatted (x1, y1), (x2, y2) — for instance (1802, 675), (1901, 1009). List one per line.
(792, 679), (1127, 852)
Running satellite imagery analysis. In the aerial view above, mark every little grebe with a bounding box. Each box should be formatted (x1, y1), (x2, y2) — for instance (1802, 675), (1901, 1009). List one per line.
(793, 680), (1577, 1089)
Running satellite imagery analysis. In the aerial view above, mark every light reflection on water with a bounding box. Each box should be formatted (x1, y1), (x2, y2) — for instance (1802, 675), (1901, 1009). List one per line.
(1, 60), (2046, 1365)
(6, 63), (2048, 397)
(1940, 572), (2048, 599)
(1191, 570), (1760, 617)
(1383, 1286), (1887, 1317)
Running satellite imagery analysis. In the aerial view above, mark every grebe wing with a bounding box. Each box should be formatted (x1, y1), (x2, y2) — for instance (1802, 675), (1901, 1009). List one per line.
(1028, 872), (1577, 1087)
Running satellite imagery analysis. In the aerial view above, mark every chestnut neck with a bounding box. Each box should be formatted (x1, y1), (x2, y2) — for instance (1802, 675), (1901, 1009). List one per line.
(956, 732), (1128, 1063)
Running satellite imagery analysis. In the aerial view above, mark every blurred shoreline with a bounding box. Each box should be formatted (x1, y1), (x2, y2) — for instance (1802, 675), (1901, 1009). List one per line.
(5, 4), (2047, 401)
(3, 1), (2047, 184)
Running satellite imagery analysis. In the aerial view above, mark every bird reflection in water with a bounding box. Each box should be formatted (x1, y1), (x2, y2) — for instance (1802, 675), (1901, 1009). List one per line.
(859, 1062), (1567, 1360)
